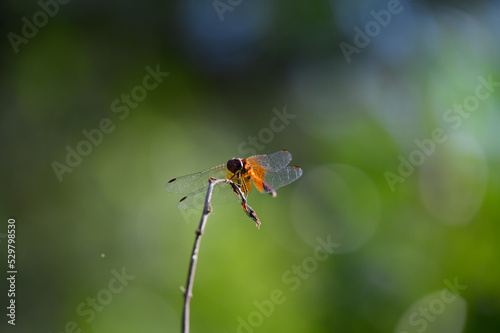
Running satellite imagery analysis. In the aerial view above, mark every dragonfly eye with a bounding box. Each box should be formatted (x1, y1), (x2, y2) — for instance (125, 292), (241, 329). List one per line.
(227, 158), (243, 173)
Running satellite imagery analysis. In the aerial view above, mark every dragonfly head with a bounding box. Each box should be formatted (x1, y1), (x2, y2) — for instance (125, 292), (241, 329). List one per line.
(227, 158), (243, 174)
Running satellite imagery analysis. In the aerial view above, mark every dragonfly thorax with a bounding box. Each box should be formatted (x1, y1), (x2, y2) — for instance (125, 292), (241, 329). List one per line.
(227, 158), (244, 173)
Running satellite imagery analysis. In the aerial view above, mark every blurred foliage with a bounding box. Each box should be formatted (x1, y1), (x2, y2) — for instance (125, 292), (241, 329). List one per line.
(1, 0), (500, 332)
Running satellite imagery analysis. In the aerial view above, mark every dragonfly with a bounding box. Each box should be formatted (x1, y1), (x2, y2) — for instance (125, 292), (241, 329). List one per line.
(165, 150), (302, 227)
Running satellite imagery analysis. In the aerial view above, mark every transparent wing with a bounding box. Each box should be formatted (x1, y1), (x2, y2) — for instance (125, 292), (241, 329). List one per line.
(247, 150), (292, 172)
(177, 181), (240, 209)
(165, 164), (228, 194)
(263, 166), (303, 191)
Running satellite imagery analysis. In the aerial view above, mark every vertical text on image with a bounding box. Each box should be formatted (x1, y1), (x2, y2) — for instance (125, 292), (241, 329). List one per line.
(6, 218), (17, 326)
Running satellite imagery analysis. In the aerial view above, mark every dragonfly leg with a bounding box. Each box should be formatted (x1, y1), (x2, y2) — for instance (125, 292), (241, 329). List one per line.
(228, 181), (261, 228)
(242, 202), (260, 229)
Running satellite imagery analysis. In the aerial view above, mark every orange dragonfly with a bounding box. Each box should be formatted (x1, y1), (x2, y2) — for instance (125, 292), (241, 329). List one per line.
(165, 150), (302, 226)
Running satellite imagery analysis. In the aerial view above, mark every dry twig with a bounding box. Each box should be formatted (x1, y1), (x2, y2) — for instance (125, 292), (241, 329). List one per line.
(182, 178), (260, 333)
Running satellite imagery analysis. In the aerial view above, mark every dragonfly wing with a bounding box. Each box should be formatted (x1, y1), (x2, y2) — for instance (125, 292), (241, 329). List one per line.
(247, 150), (292, 172)
(177, 181), (240, 209)
(264, 165), (303, 191)
(166, 164), (228, 194)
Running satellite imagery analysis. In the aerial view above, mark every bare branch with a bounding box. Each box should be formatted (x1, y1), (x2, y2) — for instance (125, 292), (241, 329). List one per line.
(181, 178), (260, 333)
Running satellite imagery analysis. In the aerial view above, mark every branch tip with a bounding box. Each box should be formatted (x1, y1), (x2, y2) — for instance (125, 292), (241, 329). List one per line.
(182, 177), (262, 333)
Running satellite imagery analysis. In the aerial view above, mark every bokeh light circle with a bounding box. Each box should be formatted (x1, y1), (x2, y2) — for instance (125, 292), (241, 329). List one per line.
(419, 132), (488, 227)
(395, 289), (467, 333)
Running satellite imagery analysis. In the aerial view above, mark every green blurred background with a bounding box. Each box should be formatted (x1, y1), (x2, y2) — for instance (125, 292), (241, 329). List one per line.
(1, 0), (499, 332)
